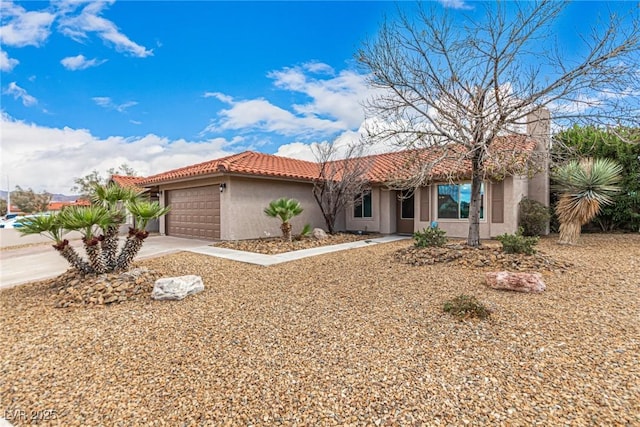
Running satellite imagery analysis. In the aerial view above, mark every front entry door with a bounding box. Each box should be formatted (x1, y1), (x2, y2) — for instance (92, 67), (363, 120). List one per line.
(396, 190), (415, 234)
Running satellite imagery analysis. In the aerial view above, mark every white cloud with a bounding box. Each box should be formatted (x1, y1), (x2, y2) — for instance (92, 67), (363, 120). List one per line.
(57, 1), (153, 58)
(274, 123), (400, 161)
(0, 114), (238, 194)
(129, 119), (142, 125)
(205, 96), (346, 137)
(4, 81), (37, 106)
(268, 63), (373, 128)
(92, 96), (137, 113)
(204, 63), (378, 140)
(60, 54), (106, 70)
(0, 1), (55, 47)
(0, 49), (19, 71)
(437, 0), (473, 10)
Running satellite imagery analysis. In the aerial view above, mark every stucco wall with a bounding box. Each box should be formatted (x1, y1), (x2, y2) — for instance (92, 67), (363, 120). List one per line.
(345, 187), (381, 233)
(223, 176), (330, 240)
(412, 176), (529, 239)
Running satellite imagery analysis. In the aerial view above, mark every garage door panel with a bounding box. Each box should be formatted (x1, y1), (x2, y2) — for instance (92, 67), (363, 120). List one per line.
(166, 185), (220, 239)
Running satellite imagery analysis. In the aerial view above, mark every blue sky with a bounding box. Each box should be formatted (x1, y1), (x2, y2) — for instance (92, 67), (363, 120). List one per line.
(1, 0), (638, 194)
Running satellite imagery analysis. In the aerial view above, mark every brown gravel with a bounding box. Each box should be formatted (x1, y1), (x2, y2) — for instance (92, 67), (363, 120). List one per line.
(1, 234), (639, 426)
(214, 233), (382, 255)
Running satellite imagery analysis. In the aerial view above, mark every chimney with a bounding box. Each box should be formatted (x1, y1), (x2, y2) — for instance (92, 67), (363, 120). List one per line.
(526, 107), (551, 233)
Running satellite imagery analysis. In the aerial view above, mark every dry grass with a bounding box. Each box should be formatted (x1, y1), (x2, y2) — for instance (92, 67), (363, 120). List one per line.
(1, 234), (639, 426)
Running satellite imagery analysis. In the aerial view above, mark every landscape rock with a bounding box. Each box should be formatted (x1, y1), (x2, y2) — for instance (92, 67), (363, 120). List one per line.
(485, 271), (546, 293)
(48, 267), (160, 308)
(151, 275), (204, 300)
(312, 228), (328, 240)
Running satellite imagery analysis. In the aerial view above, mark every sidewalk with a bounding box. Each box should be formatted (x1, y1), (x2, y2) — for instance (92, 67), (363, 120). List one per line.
(0, 236), (213, 289)
(0, 235), (409, 290)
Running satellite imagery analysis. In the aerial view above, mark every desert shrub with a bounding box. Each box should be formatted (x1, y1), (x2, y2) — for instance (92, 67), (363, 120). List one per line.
(496, 227), (539, 255)
(293, 223), (313, 241)
(518, 198), (550, 236)
(300, 223), (312, 236)
(443, 295), (491, 320)
(413, 226), (447, 248)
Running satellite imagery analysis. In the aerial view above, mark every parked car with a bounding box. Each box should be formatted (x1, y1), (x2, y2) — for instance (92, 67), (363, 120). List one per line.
(0, 214), (49, 229)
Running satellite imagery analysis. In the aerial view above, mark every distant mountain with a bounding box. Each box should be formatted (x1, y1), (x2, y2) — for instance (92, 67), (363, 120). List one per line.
(0, 190), (80, 202)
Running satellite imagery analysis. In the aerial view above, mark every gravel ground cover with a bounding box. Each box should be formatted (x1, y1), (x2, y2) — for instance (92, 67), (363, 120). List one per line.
(214, 233), (382, 255)
(1, 234), (638, 426)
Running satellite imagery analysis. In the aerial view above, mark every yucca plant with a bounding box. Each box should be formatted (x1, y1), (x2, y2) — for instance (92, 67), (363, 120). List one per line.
(92, 183), (141, 270)
(17, 213), (91, 273)
(264, 198), (304, 242)
(60, 205), (113, 274)
(116, 201), (171, 271)
(552, 157), (623, 244)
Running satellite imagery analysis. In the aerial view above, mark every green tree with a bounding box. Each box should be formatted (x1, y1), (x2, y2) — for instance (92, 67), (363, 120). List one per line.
(264, 198), (304, 242)
(552, 158), (623, 244)
(553, 125), (640, 231)
(12, 186), (51, 213)
(358, 1), (639, 247)
(0, 199), (7, 216)
(71, 164), (137, 199)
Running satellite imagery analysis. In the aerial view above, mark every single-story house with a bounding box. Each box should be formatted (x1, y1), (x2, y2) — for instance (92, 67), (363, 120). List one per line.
(137, 109), (550, 241)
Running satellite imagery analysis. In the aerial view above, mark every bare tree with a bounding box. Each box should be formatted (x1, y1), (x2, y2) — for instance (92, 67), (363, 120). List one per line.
(312, 141), (372, 234)
(358, 1), (639, 246)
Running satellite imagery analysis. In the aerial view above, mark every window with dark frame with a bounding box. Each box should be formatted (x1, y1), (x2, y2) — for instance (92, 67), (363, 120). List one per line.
(354, 191), (372, 218)
(437, 183), (484, 219)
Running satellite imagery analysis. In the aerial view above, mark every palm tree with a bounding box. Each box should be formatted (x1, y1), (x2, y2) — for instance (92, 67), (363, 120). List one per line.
(92, 183), (140, 270)
(263, 198), (303, 242)
(552, 158), (623, 244)
(60, 205), (113, 274)
(116, 201), (170, 271)
(17, 213), (91, 273)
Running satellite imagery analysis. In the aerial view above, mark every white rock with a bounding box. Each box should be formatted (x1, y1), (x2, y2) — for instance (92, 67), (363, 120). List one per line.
(312, 228), (328, 240)
(152, 275), (204, 300)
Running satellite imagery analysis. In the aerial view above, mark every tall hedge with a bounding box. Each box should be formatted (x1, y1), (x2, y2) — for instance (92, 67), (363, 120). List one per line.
(552, 125), (640, 232)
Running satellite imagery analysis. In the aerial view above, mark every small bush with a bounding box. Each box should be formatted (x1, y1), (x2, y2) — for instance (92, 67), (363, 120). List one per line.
(518, 198), (551, 236)
(443, 295), (491, 320)
(496, 227), (539, 255)
(413, 226), (447, 248)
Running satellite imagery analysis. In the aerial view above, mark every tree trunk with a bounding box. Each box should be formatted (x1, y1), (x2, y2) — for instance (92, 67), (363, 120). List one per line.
(280, 222), (292, 242)
(84, 237), (106, 274)
(100, 225), (119, 272)
(558, 221), (581, 245)
(115, 228), (149, 272)
(467, 157), (484, 247)
(53, 240), (91, 274)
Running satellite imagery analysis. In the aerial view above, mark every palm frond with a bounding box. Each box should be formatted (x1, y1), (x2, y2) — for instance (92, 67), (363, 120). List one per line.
(16, 213), (66, 242)
(127, 201), (171, 231)
(59, 205), (113, 239)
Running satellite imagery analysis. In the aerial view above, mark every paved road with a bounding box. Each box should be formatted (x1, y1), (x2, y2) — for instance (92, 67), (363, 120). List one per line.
(0, 236), (213, 289)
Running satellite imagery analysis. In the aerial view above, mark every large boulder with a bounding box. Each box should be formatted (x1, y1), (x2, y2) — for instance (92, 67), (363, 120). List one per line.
(152, 275), (204, 300)
(485, 271), (545, 293)
(312, 228), (328, 240)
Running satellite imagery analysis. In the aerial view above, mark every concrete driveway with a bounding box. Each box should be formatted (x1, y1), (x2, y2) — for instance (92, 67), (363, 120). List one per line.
(0, 236), (214, 290)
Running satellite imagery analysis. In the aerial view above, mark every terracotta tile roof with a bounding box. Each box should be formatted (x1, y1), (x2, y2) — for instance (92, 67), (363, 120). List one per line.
(110, 175), (145, 192)
(365, 135), (537, 183)
(140, 151), (321, 185)
(47, 200), (91, 211)
(139, 136), (537, 186)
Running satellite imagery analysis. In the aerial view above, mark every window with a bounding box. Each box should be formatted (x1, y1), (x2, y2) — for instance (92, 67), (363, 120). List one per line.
(354, 192), (372, 218)
(437, 183), (484, 219)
